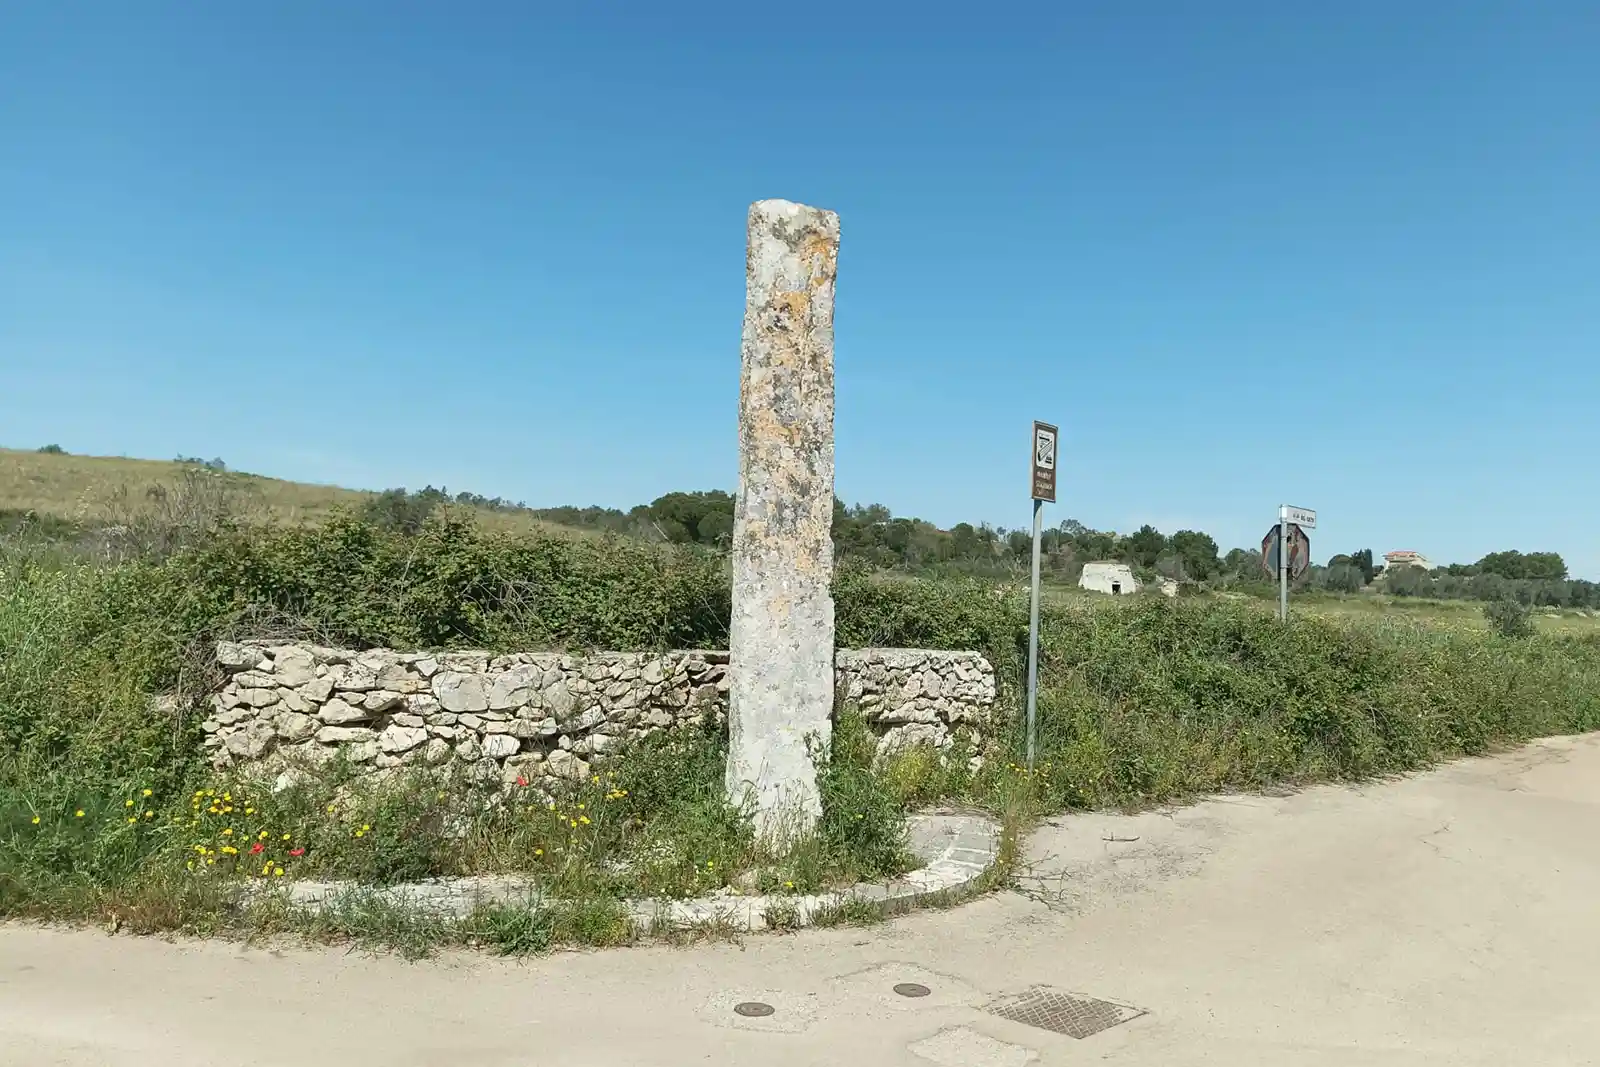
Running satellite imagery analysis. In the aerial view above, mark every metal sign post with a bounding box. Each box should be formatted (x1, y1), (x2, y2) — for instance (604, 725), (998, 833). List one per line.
(1026, 421), (1058, 771)
(1264, 505), (1316, 621)
(1278, 506), (1289, 622)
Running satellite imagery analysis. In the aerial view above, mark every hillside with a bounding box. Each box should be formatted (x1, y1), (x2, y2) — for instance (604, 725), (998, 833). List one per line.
(0, 448), (576, 536)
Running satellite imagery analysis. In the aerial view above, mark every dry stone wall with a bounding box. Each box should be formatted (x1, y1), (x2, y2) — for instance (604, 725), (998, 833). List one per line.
(204, 642), (995, 786)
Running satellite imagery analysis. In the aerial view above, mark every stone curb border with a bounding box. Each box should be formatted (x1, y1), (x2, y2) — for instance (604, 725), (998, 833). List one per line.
(238, 813), (999, 934)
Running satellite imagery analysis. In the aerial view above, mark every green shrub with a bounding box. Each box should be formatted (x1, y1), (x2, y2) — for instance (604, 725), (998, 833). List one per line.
(1483, 598), (1535, 639)
(1005, 596), (1600, 812)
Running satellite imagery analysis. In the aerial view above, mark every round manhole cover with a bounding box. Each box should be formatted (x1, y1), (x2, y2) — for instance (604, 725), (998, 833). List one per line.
(894, 983), (932, 998)
(734, 1001), (775, 1018)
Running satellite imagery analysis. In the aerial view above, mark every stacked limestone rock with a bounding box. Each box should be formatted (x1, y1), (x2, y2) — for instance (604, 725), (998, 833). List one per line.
(205, 642), (726, 787)
(835, 649), (998, 756)
(203, 642), (998, 782)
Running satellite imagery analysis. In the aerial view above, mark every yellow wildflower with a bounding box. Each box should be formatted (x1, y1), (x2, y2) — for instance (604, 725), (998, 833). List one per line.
(31, 816), (39, 825)
(258, 830), (268, 840)
(221, 828), (233, 836)
(534, 848), (544, 857)
(127, 817), (137, 824)
(273, 868), (284, 877)
(361, 824), (371, 832)
(144, 810), (153, 819)
(125, 800), (135, 808)
(245, 807), (255, 815)
(74, 810), (84, 818)
(142, 789), (152, 798)
(262, 863), (272, 876)
(281, 833), (291, 841)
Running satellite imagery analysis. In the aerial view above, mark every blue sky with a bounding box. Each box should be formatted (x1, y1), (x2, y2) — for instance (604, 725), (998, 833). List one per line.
(3, 3), (1597, 576)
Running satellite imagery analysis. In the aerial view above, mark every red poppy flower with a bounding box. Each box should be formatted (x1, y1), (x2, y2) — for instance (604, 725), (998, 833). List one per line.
(288, 847), (305, 857)
(250, 842), (265, 854)
(516, 776), (528, 787)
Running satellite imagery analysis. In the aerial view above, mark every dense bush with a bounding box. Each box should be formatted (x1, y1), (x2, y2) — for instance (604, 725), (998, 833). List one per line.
(1484, 598), (1535, 639)
(6, 514), (1600, 940)
(1009, 596), (1600, 810)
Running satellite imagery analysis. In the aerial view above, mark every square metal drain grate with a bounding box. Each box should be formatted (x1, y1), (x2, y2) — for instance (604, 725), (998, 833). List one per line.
(985, 986), (1145, 1039)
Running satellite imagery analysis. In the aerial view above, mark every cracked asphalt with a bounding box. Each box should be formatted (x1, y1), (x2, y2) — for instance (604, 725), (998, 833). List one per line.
(5, 733), (1598, 1065)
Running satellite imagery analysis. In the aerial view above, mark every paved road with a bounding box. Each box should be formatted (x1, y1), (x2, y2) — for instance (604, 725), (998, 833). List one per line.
(6, 733), (1599, 1066)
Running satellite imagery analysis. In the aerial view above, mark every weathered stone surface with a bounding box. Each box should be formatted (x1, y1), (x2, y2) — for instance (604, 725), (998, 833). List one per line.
(236, 687), (280, 709)
(301, 677), (334, 704)
(362, 690), (404, 714)
(345, 740), (379, 763)
(488, 666), (538, 710)
(223, 721), (276, 759)
(545, 748), (589, 781)
(273, 647), (317, 687)
(422, 738), (451, 765)
(317, 698), (369, 725)
(316, 726), (375, 745)
(335, 664), (378, 692)
(433, 672), (488, 713)
(481, 734), (520, 759)
(274, 712), (316, 742)
(544, 682), (576, 719)
(375, 663), (421, 693)
(379, 725), (429, 754)
(727, 198), (840, 838)
(216, 642), (258, 670)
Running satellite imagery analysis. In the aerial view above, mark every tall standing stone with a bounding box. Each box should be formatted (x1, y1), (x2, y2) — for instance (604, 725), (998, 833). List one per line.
(727, 199), (839, 839)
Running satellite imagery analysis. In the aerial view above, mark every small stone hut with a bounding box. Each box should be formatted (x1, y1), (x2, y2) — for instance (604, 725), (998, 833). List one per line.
(1079, 561), (1140, 596)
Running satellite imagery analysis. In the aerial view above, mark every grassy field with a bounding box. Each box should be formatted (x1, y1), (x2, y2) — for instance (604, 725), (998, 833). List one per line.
(0, 448), (577, 536)
(1293, 592), (1600, 636)
(1040, 581), (1600, 636)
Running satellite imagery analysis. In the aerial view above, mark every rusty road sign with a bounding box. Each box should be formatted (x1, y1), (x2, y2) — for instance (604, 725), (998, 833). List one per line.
(1261, 523), (1311, 581)
(1031, 421), (1058, 503)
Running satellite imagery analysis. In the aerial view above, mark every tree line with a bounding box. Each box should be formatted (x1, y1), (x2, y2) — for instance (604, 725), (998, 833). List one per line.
(360, 486), (1592, 607)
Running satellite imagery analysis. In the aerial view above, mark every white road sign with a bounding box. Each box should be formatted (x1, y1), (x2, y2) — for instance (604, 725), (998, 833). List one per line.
(1282, 505), (1317, 529)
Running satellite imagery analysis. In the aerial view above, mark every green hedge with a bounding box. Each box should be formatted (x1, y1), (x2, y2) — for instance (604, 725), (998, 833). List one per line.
(3, 517), (1598, 803)
(1012, 596), (1600, 808)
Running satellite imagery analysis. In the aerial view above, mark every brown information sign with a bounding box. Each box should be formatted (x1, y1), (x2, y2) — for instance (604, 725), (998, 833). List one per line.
(1031, 421), (1058, 503)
